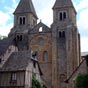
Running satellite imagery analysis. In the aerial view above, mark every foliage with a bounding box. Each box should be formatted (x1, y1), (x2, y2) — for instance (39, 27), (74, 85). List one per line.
(0, 35), (7, 40)
(32, 73), (42, 88)
(74, 73), (88, 88)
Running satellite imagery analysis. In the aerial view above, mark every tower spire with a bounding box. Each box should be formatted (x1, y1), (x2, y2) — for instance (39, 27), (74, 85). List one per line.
(53, 0), (75, 10)
(14, 0), (38, 18)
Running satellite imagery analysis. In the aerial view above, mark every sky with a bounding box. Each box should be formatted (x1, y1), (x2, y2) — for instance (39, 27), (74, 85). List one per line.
(0, 0), (88, 52)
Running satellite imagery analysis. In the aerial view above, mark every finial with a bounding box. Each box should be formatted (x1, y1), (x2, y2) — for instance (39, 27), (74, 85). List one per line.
(40, 19), (42, 23)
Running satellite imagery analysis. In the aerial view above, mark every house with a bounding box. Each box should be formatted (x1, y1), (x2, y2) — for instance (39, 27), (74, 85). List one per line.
(0, 51), (42, 88)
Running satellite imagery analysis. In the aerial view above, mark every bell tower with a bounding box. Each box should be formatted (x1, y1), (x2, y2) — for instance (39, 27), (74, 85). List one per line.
(14, 0), (38, 28)
(51, 0), (80, 88)
(53, 0), (76, 25)
(9, 0), (38, 50)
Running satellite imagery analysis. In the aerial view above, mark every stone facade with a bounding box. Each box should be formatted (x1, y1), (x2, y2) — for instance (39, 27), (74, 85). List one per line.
(0, 0), (83, 88)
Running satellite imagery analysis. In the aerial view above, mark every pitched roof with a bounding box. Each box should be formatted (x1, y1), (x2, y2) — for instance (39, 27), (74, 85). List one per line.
(29, 21), (51, 34)
(0, 51), (42, 75)
(0, 36), (15, 56)
(53, 0), (74, 9)
(64, 55), (88, 83)
(14, 0), (38, 18)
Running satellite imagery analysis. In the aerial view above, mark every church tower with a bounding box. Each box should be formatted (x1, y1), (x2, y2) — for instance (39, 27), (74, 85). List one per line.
(13, 0), (38, 28)
(51, 0), (80, 88)
(9, 0), (38, 50)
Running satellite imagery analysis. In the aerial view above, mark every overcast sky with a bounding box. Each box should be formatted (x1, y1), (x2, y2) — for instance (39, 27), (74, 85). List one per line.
(0, 0), (88, 52)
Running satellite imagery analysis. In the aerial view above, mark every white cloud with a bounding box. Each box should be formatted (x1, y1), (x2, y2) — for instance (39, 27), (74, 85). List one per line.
(0, 11), (10, 26)
(81, 36), (88, 52)
(77, 9), (88, 31)
(0, 23), (13, 36)
(75, 0), (88, 11)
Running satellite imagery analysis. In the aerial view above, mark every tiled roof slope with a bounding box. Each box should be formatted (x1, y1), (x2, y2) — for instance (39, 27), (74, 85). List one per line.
(0, 37), (15, 56)
(0, 51), (31, 71)
(53, 0), (74, 9)
(14, 0), (38, 18)
(0, 51), (42, 76)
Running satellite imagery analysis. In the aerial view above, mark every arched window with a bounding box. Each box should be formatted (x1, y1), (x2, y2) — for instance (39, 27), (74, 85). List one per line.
(59, 31), (65, 38)
(63, 12), (66, 19)
(38, 38), (44, 45)
(20, 17), (22, 25)
(43, 51), (48, 61)
(0, 58), (1, 63)
(19, 16), (26, 25)
(59, 11), (67, 21)
(59, 32), (62, 38)
(16, 35), (23, 41)
(17, 35), (20, 40)
(20, 35), (22, 41)
(60, 12), (63, 21)
(23, 17), (26, 24)
(62, 31), (65, 38)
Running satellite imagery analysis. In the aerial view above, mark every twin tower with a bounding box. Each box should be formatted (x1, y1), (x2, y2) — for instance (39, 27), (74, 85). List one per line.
(9, 0), (80, 88)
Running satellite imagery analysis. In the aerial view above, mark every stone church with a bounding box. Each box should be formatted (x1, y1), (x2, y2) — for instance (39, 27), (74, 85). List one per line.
(0, 0), (86, 88)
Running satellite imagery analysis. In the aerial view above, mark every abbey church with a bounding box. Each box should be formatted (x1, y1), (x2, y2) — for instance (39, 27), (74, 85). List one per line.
(0, 0), (88, 88)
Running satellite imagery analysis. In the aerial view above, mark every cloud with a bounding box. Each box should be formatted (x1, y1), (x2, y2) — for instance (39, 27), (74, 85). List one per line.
(75, 0), (88, 11)
(0, 11), (10, 26)
(0, 23), (13, 36)
(78, 9), (88, 32)
(0, 0), (18, 36)
(81, 36), (88, 52)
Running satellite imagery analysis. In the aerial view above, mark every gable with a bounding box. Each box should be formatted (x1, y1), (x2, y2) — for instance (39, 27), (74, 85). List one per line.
(29, 22), (51, 34)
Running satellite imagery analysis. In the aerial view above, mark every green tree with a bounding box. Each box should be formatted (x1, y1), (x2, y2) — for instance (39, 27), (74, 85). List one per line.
(0, 35), (7, 40)
(74, 73), (88, 88)
(32, 73), (42, 88)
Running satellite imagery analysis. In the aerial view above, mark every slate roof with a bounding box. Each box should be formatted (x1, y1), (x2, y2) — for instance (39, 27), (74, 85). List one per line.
(53, 0), (74, 9)
(64, 55), (88, 83)
(0, 51), (42, 75)
(14, 0), (38, 18)
(0, 36), (15, 56)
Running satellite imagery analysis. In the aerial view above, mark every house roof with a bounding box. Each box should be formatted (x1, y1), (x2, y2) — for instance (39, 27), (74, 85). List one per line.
(0, 51), (42, 75)
(0, 36), (15, 56)
(64, 55), (88, 83)
(53, 0), (74, 9)
(14, 0), (38, 18)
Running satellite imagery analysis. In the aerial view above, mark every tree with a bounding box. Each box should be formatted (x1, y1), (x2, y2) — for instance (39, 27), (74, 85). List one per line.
(74, 73), (88, 88)
(32, 73), (42, 88)
(0, 35), (7, 40)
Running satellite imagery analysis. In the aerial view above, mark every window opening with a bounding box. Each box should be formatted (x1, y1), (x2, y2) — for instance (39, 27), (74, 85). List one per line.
(11, 73), (17, 81)
(38, 38), (44, 45)
(20, 17), (22, 25)
(20, 35), (22, 41)
(59, 32), (62, 38)
(43, 51), (48, 61)
(16, 35), (23, 41)
(23, 17), (25, 24)
(63, 12), (66, 19)
(33, 62), (36, 68)
(59, 11), (67, 21)
(62, 31), (65, 38)
(0, 58), (1, 63)
(39, 27), (43, 32)
(19, 16), (26, 25)
(17, 35), (20, 40)
(60, 12), (63, 21)
(59, 31), (65, 38)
